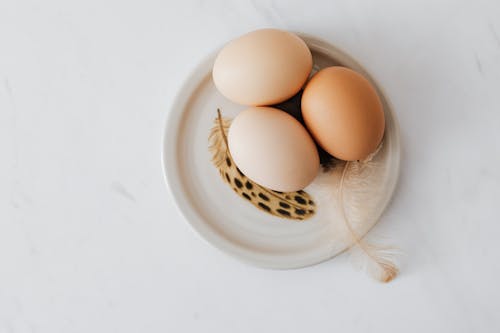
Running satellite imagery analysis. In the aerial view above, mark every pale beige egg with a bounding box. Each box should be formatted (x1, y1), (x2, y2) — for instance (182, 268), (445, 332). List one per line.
(228, 107), (319, 192)
(213, 29), (312, 106)
(301, 66), (385, 161)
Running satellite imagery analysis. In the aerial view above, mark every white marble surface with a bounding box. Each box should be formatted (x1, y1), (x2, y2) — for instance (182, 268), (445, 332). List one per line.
(1, 0), (500, 332)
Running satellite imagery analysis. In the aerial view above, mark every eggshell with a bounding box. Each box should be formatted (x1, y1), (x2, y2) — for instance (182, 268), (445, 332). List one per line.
(301, 66), (385, 161)
(228, 107), (319, 192)
(213, 29), (312, 106)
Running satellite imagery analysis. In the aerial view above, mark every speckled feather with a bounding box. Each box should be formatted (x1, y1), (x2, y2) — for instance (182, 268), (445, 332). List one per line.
(208, 109), (316, 221)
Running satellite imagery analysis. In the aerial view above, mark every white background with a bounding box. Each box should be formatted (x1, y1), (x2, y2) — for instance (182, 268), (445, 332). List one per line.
(1, 0), (500, 332)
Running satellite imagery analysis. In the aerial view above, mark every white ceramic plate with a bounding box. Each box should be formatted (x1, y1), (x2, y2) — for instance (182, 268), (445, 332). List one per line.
(163, 34), (400, 269)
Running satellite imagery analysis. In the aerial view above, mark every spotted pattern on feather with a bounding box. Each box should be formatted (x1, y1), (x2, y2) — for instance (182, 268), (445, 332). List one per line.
(208, 109), (316, 221)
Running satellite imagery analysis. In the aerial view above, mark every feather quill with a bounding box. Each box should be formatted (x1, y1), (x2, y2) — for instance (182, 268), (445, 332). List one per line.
(337, 147), (399, 283)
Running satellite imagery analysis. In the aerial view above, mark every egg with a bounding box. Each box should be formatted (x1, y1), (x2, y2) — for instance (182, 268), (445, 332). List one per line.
(301, 66), (385, 161)
(213, 29), (312, 106)
(228, 107), (319, 192)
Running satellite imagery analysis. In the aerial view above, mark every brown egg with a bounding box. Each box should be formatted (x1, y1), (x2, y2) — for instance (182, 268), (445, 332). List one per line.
(301, 66), (385, 161)
(213, 29), (312, 106)
(228, 107), (319, 192)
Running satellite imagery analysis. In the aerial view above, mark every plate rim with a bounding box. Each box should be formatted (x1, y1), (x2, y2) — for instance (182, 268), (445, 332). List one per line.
(162, 33), (401, 269)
